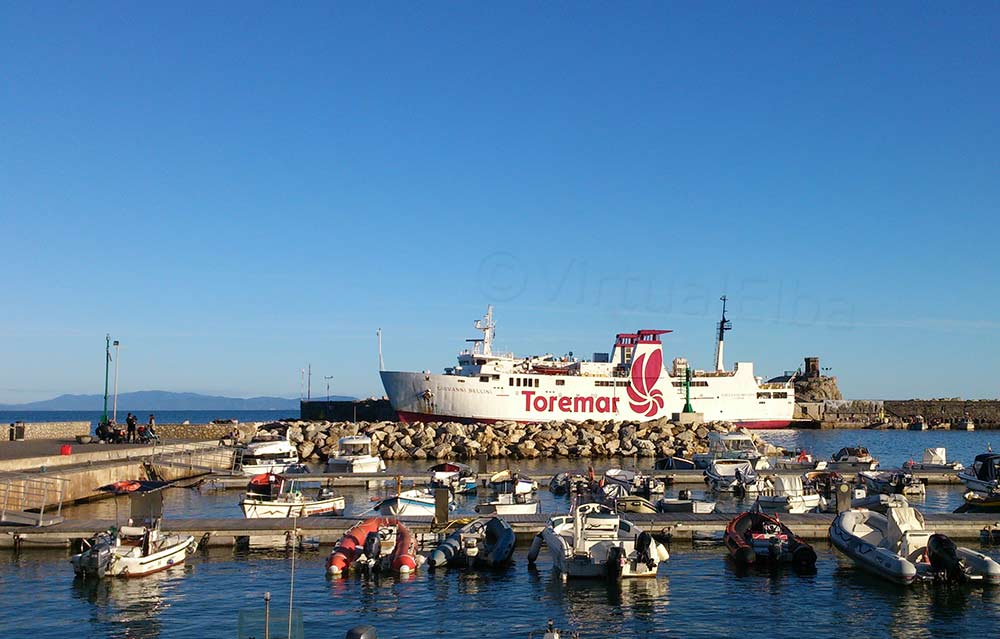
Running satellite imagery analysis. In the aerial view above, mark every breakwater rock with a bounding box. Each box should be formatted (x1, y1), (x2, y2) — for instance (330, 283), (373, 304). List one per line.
(251, 418), (768, 462)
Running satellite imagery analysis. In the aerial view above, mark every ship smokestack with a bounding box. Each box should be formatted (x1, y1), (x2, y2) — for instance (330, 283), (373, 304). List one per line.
(714, 296), (732, 372)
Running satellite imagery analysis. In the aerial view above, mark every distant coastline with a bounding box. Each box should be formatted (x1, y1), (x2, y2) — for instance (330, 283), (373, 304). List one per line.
(0, 390), (352, 412)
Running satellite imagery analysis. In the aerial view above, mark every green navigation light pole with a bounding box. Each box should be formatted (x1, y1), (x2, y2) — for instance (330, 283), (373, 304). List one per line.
(101, 333), (111, 427)
(683, 368), (695, 414)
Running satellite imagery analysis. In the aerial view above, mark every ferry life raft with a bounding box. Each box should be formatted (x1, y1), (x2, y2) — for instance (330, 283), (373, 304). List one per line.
(724, 511), (817, 569)
(326, 517), (418, 576)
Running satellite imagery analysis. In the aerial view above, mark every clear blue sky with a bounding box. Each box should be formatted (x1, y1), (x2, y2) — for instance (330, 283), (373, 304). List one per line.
(2, 2), (998, 403)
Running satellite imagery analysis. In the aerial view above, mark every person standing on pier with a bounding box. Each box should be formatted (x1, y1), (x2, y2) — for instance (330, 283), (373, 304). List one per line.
(126, 413), (137, 443)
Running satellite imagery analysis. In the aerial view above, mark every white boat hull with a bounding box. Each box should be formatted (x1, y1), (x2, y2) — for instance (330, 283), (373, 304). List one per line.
(241, 496), (345, 518)
(475, 500), (539, 515)
(325, 457), (386, 474)
(104, 535), (196, 578)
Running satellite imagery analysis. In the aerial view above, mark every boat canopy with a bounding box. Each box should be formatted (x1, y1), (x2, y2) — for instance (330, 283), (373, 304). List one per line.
(972, 454), (1000, 481)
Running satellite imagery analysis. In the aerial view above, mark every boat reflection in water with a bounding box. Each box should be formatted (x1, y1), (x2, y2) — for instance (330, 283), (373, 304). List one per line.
(71, 564), (182, 637)
(538, 569), (670, 635)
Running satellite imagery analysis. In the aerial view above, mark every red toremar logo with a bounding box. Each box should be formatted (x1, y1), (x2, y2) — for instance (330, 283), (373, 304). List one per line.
(627, 349), (665, 417)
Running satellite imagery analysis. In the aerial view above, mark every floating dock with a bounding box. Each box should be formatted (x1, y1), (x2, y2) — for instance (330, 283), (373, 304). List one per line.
(4, 512), (999, 550)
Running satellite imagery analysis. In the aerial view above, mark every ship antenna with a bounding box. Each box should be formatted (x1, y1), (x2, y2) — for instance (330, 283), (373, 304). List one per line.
(377, 328), (385, 371)
(474, 305), (495, 356)
(714, 296), (732, 372)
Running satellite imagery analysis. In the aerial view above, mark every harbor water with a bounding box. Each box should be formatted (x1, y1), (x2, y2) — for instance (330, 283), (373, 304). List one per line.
(3, 427), (1000, 638)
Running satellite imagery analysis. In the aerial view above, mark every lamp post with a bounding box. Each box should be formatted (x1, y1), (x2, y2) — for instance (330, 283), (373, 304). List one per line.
(112, 340), (121, 423)
(101, 334), (111, 427)
(324, 376), (333, 402)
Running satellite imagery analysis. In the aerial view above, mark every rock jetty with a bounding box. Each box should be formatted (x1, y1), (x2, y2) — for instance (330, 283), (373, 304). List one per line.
(250, 418), (773, 462)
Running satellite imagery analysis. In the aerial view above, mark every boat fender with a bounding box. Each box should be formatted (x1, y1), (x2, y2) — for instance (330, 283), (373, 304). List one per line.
(527, 533), (543, 564)
(655, 543), (670, 563)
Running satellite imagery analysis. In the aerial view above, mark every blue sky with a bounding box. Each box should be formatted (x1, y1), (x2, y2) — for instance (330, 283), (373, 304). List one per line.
(2, 2), (998, 403)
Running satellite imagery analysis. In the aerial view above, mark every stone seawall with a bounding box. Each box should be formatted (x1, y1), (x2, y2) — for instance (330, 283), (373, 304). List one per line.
(4, 421), (91, 441)
(253, 417), (771, 463)
(884, 400), (1000, 427)
(155, 422), (258, 441)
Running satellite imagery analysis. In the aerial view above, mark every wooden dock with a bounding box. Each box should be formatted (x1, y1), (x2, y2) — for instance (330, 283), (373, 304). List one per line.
(197, 467), (965, 490)
(5, 511), (999, 550)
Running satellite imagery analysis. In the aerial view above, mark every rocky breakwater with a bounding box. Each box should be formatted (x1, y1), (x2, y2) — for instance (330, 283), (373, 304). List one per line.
(253, 418), (765, 462)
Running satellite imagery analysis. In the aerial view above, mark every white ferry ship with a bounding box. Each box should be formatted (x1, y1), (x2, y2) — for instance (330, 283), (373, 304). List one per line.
(380, 301), (795, 429)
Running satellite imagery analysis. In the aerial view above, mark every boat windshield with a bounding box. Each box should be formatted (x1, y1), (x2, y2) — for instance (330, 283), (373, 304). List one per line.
(340, 443), (370, 456)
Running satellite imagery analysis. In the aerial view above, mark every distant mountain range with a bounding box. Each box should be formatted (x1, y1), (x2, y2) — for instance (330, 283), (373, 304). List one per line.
(0, 391), (354, 411)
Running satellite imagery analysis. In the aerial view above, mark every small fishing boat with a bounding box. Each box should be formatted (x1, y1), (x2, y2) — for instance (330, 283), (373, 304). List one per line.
(654, 455), (697, 471)
(958, 453), (1000, 494)
(724, 511), (817, 568)
(957, 490), (1000, 513)
(755, 475), (824, 514)
(903, 448), (963, 472)
(830, 506), (1000, 584)
(704, 459), (766, 495)
(693, 431), (770, 470)
(802, 470), (845, 500)
(907, 416), (928, 431)
(528, 502), (669, 579)
(429, 462), (477, 495)
(656, 489), (716, 514)
(828, 447), (879, 472)
(489, 469), (537, 494)
(475, 491), (539, 515)
(238, 433), (303, 475)
(859, 470), (926, 497)
(613, 495), (659, 514)
(426, 516), (516, 569)
(769, 449), (820, 471)
(70, 481), (196, 579)
(325, 436), (386, 474)
(549, 472), (593, 496)
(603, 468), (665, 496)
(954, 418), (975, 431)
(240, 473), (345, 518)
(528, 620), (579, 639)
(326, 517), (419, 575)
(376, 487), (452, 517)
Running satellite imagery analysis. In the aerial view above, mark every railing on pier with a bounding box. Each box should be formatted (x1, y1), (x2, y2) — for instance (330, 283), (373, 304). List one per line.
(0, 472), (68, 527)
(145, 442), (239, 475)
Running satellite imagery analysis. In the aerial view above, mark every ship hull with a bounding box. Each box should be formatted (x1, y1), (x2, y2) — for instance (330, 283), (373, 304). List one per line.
(382, 367), (794, 428)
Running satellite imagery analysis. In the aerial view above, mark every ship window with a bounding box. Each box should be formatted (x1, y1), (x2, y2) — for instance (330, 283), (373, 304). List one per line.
(516, 378), (521, 387)
(556, 380), (565, 386)
(757, 392), (772, 399)
(534, 379), (540, 388)
(773, 392), (787, 399)
(616, 381), (628, 387)
(480, 376), (490, 383)
(509, 378), (514, 386)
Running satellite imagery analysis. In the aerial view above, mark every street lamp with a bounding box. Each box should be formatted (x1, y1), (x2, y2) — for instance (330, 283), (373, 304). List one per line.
(112, 340), (121, 423)
(324, 376), (334, 402)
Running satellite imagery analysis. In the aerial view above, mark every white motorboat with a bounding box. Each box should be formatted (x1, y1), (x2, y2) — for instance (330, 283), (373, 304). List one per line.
(830, 506), (1000, 585)
(71, 521), (196, 578)
(429, 462), (477, 495)
(476, 490), (539, 515)
(656, 489), (716, 514)
(859, 470), (926, 497)
(954, 418), (975, 431)
(325, 436), (386, 474)
(958, 453), (1000, 494)
(827, 447), (879, 472)
(240, 473), (345, 518)
(239, 434), (303, 475)
(693, 431), (770, 470)
(377, 488), (452, 517)
(851, 490), (909, 513)
(704, 459), (767, 495)
(903, 448), (964, 472)
(489, 469), (537, 495)
(70, 481), (195, 579)
(528, 502), (668, 579)
(755, 475), (824, 514)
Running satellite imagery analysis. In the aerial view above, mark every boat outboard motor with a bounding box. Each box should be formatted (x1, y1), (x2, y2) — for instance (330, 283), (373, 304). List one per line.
(792, 543), (818, 570)
(734, 468), (757, 497)
(928, 534), (966, 583)
(635, 531), (656, 569)
(362, 531), (382, 570)
(345, 625), (378, 639)
(606, 545), (625, 580)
